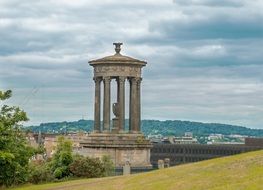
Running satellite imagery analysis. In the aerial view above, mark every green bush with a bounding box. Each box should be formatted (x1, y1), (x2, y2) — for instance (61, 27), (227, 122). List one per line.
(54, 166), (70, 179)
(49, 136), (73, 179)
(101, 155), (114, 177)
(69, 155), (105, 178)
(53, 167), (63, 179)
(28, 160), (53, 184)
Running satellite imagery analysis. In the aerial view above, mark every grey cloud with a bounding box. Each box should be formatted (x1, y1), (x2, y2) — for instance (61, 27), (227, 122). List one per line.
(142, 77), (263, 128)
(0, 0), (263, 128)
(149, 17), (263, 41)
(173, 0), (245, 7)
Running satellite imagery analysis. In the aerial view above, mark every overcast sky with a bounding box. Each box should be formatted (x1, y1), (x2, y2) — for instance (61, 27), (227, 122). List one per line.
(1, 0), (263, 128)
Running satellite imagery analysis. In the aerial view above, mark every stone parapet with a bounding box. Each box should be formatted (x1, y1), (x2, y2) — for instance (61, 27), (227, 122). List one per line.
(80, 133), (153, 149)
(76, 133), (153, 168)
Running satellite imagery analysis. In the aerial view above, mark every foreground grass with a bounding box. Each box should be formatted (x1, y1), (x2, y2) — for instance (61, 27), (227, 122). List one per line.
(12, 150), (263, 190)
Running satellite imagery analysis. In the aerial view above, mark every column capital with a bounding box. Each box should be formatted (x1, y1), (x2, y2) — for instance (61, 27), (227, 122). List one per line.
(130, 77), (141, 84)
(136, 77), (142, 83)
(103, 76), (111, 83)
(93, 77), (102, 83)
(119, 76), (126, 83)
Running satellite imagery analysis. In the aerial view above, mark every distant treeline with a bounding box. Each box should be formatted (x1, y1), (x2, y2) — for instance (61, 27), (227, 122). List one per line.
(24, 119), (263, 137)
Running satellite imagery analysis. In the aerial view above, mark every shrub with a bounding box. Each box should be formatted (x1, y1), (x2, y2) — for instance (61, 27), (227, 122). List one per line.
(53, 167), (63, 179)
(69, 155), (105, 178)
(28, 160), (53, 184)
(101, 155), (114, 177)
(54, 166), (70, 179)
(49, 136), (73, 179)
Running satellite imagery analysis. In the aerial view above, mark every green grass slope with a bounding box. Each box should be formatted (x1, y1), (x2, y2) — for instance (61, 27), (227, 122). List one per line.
(13, 150), (263, 190)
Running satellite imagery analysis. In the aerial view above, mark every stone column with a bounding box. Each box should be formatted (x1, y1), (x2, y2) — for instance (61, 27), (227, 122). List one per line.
(103, 76), (111, 132)
(118, 76), (126, 132)
(136, 78), (142, 132)
(93, 77), (101, 132)
(129, 77), (138, 133)
(129, 78), (132, 132)
(117, 79), (120, 102)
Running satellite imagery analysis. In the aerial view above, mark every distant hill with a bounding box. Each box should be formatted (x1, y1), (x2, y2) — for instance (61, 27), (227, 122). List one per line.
(13, 150), (263, 190)
(24, 119), (263, 137)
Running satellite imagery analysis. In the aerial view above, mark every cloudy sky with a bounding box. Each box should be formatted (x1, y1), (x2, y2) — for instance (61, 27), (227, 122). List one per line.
(1, 0), (263, 128)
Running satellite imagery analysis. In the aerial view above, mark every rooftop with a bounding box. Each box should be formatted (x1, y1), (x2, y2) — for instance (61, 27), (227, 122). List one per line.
(89, 43), (147, 66)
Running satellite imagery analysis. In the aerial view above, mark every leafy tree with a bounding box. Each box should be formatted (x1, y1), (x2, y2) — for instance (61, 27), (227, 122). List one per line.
(49, 136), (73, 179)
(0, 90), (34, 187)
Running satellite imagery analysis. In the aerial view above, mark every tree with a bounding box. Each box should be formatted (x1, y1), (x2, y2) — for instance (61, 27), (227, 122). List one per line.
(49, 136), (73, 179)
(0, 90), (34, 187)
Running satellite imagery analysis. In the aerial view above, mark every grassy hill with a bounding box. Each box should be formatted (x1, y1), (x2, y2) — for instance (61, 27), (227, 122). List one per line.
(13, 150), (263, 190)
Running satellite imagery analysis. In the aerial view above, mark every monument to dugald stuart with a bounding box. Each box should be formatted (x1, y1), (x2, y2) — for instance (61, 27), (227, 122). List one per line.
(78, 43), (152, 172)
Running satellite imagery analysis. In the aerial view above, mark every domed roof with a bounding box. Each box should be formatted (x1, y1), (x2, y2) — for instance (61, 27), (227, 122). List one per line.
(89, 43), (147, 66)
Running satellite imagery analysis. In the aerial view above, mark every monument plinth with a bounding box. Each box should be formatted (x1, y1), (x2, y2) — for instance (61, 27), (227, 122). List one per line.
(79, 43), (152, 172)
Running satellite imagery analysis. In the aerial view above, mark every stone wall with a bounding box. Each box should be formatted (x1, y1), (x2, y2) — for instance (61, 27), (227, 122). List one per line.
(77, 133), (152, 169)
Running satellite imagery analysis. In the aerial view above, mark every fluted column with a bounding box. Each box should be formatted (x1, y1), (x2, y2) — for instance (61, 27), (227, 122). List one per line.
(118, 76), (126, 131)
(129, 77), (138, 133)
(129, 78), (132, 132)
(136, 78), (142, 132)
(103, 76), (111, 132)
(93, 77), (101, 132)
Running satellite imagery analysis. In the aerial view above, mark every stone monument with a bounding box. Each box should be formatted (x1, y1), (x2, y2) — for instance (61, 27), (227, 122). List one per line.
(79, 43), (152, 173)
(123, 161), (131, 175)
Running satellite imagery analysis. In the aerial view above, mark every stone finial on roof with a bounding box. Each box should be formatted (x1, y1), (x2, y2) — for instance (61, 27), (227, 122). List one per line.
(113, 42), (123, 54)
